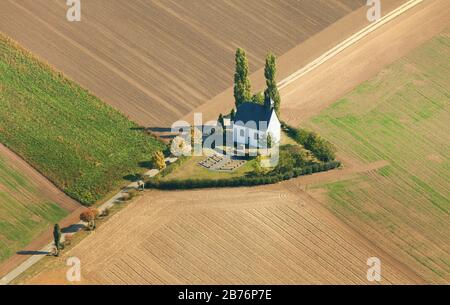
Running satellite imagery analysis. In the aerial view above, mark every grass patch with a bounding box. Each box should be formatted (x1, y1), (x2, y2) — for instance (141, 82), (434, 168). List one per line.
(0, 34), (165, 205)
(154, 125), (339, 190)
(377, 165), (393, 177)
(307, 30), (450, 282)
(161, 156), (256, 181)
(0, 156), (68, 263)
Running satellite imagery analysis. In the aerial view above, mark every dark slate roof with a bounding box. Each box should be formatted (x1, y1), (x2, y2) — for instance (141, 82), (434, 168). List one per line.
(233, 102), (274, 130)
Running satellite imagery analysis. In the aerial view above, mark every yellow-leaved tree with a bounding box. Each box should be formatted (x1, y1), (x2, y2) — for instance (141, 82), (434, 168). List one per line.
(153, 151), (166, 171)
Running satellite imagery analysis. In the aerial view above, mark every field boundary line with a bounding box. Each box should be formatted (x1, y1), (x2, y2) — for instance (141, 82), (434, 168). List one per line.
(277, 0), (424, 90)
(0, 0), (424, 286)
(0, 158), (176, 285)
(5, 0), (184, 119)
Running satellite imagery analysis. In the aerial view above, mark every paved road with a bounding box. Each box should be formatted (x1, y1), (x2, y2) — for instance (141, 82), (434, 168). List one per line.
(277, 0), (423, 90)
(0, 159), (175, 285)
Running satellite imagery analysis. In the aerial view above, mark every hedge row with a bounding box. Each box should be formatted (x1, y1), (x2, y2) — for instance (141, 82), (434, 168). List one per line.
(281, 122), (336, 162)
(158, 156), (187, 178)
(146, 161), (341, 190)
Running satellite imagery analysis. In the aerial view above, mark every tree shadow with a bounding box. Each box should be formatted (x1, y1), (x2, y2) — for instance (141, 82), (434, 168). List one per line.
(62, 223), (85, 234)
(17, 250), (50, 256)
(123, 173), (140, 182)
(147, 126), (173, 133)
(138, 161), (153, 169)
(159, 134), (176, 140)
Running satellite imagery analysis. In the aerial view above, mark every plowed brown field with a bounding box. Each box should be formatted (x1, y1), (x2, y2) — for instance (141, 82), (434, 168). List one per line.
(5, 0), (448, 285)
(186, 0), (448, 126)
(0, 0), (364, 127)
(24, 185), (423, 284)
(280, 0), (450, 125)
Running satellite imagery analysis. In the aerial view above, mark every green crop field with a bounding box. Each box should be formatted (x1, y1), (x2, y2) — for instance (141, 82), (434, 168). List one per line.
(0, 155), (68, 262)
(0, 34), (165, 205)
(306, 29), (450, 283)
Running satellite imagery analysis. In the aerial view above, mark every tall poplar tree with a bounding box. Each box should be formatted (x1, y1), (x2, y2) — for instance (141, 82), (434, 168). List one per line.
(234, 48), (252, 107)
(53, 223), (61, 256)
(264, 53), (281, 114)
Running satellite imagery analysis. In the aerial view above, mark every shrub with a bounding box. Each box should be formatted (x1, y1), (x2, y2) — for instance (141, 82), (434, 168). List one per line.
(80, 210), (94, 223)
(146, 161), (341, 190)
(158, 156), (186, 178)
(153, 151), (166, 171)
(92, 208), (100, 219)
(318, 163), (325, 172)
(312, 164), (319, 172)
(64, 234), (74, 246)
(80, 209), (97, 230)
(121, 193), (131, 201)
(128, 189), (138, 199)
(101, 207), (110, 217)
(293, 168), (303, 177)
(304, 166), (313, 175)
(281, 122), (336, 162)
(121, 189), (139, 201)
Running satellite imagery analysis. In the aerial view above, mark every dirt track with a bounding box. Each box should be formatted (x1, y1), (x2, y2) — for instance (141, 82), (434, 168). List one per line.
(281, 0), (450, 124)
(0, 0), (363, 127)
(25, 185), (424, 284)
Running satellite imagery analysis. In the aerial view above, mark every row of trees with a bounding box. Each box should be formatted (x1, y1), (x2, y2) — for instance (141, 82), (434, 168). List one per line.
(52, 207), (100, 256)
(233, 48), (281, 113)
(51, 150), (170, 257)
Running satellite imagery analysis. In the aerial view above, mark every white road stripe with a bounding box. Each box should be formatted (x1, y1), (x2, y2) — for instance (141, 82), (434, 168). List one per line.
(277, 0), (424, 90)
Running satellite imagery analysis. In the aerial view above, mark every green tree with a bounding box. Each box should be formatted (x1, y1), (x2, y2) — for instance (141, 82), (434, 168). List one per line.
(251, 92), (265, 105)
(264, 53), (281, 114)
(252, 155), (263, 175)
(230, 108), (236, 122)
(234, 48), (252, 107)
(266, 133), (273, 149)
(190, 127), (195, 147)
(218, 113), (225, 129)
(53, 224), (61, 256)
(305, 132), (336, 162)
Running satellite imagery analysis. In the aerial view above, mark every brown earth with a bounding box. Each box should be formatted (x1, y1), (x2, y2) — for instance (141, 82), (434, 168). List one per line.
(0, 144), (85, 278)
(0, 0), (366, 281)
(287, 156), (390, 188)
(186, 0), (449, 127)
(24, 185), (424, 285)
(4, 0), (448, 284)
(181, 0), (410, 124)
(0, 0), (364, 128)
(280, 0), (450, 125)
